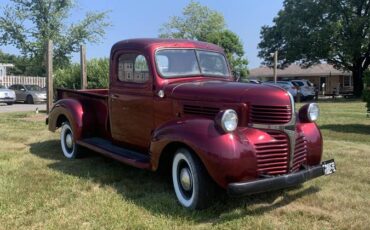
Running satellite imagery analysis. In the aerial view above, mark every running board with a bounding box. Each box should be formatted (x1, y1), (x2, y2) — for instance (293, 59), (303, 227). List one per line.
(77, 137), (151, 169)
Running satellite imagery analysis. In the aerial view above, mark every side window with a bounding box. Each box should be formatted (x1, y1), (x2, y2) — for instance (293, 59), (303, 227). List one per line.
(118, 53), (149, 83)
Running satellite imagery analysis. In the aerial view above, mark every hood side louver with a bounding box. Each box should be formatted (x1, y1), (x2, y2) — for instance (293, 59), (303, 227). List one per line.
(183, 105), (219, 117)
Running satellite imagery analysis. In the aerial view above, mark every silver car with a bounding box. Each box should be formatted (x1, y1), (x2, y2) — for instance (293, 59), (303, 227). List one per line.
(264, 81), (298, 97)
(8, 84), (47, 104)
(291, 80), (316, 100)
(0, 85), (16, 105)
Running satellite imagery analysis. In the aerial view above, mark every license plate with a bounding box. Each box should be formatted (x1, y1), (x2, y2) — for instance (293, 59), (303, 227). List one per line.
(5, 93), (8, 97)
(322, 159), (336, 175)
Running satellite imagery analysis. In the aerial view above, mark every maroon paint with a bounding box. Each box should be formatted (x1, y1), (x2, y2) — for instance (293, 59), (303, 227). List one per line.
(48, 39), (324, 189)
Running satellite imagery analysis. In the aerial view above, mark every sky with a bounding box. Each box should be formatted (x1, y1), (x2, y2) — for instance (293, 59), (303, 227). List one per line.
(0, 0), (284, 68)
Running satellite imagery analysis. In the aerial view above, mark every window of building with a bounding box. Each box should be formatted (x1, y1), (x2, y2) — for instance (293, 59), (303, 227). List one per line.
(343, 75), (352, 87)
(118, 54), (149, 83)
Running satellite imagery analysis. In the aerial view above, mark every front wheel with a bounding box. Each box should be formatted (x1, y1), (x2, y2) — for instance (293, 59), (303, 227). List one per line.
(172, 148), (215, 209)
(25, 95), (34, 104)
(60, 122), (81, 159)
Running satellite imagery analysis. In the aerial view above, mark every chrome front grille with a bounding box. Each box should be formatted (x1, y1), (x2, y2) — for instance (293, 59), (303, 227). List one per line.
(255, 130), (289, 175)
(250, 105), (292, 124)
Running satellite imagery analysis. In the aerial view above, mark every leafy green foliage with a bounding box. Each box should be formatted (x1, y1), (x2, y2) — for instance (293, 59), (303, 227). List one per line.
(0, 0), (110, 74)
(258, 0), (370, 97)
(0, 50), (43, 76)
(207, 30), (249, 77)
(159, 1), (248, 78)
(54, 58), (109, 89)
(159, 1), (225, 41)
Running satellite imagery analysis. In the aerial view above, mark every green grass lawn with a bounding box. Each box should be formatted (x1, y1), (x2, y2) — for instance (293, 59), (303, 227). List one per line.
(0, 101), (369, 229)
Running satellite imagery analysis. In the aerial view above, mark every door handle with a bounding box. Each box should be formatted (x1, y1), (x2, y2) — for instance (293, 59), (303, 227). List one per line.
(111, 94), (119, 99)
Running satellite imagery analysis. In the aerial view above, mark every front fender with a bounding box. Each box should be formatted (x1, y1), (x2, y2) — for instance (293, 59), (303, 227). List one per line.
(150, 118), (255, 188)
(297, 122), (323, 165)
(48, 99), (84, 140)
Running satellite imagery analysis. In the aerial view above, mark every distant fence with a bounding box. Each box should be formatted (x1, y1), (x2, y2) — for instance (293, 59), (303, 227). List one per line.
(0, 75), (46, 88)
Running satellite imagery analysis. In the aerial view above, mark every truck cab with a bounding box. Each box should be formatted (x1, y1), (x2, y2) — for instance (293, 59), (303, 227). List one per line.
(47, 39), (335, 209)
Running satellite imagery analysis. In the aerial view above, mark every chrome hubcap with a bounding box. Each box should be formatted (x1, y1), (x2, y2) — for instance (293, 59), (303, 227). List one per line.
(65, 133), (73, 149)
(180, 168), (192, 191)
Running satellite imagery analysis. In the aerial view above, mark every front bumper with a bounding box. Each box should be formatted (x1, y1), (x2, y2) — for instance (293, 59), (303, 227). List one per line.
(0, 97), (16, 103)
(227, 160), (333, 196)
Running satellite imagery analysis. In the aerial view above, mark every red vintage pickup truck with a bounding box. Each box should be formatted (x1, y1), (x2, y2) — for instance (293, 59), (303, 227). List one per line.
(47, 38), (336, 209)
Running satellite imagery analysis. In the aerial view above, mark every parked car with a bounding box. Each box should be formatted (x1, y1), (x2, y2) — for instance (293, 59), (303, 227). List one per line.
(290, 79), (316, 100)
(47, 39), (336, 210)
(264, 81), (298, 97)
(240, 79), (261, 84)
(0, 85), (16, 105)
(8, 84), (47, 104)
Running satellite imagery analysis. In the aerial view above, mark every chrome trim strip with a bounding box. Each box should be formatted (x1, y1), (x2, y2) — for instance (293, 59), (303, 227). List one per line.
(251, 92), (297, 171)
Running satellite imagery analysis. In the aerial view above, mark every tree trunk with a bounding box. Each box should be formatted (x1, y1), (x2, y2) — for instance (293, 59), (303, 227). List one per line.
(352, 63), (364, 97)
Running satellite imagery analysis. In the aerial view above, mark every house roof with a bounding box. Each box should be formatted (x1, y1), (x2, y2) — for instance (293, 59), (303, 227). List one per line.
(249, 63), (351, 78)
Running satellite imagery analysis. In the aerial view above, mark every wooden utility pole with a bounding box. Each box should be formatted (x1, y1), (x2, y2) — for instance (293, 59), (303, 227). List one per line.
(80, 45), (87, 89)
(46, 40), (53, 114)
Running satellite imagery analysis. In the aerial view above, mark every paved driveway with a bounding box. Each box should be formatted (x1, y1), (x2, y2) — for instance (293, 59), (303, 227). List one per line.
(0, 103), (46, 113)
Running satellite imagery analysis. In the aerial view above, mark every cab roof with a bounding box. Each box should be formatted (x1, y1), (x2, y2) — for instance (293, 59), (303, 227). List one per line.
(111, 38), (224, 54)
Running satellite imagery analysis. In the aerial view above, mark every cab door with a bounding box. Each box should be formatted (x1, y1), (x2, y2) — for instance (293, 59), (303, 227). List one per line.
(109, 51), (154, 151)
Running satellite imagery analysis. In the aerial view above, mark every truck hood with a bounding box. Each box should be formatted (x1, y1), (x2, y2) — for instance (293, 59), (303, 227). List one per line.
(165, 80), (292, 106)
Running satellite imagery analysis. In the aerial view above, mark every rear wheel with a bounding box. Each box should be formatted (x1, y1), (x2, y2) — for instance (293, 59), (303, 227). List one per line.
(60, 122), (81, 159)
(172, 148), (215, 209)
(25, 95), (34, 104)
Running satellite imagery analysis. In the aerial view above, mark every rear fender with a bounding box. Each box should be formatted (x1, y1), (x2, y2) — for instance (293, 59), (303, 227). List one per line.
(48, 99), (84, 140)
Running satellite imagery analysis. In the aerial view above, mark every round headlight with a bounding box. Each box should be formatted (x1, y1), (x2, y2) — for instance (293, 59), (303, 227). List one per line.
(307, 103), (320, 121)
(220, 109), (238, 132)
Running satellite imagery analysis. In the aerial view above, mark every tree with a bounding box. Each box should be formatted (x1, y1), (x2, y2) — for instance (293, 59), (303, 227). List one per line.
(258, 0), (370, 97)
(0, 50), (43, 75)
(159, 1), (248, 78)
(207, 30), (248, 77)
(0, 0), (110, 74)
(54, 58), (109, 89)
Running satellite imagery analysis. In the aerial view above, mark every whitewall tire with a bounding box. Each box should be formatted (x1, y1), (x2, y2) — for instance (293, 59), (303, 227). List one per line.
(60, 122), (80, 159)
(172, 148), (215, 209)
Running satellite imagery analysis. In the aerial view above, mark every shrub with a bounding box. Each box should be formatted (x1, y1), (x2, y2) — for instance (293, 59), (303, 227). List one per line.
(54, 58), (109, 89)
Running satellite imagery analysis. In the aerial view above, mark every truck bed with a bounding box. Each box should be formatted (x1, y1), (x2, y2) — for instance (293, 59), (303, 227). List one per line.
(57, 88), (111, 139)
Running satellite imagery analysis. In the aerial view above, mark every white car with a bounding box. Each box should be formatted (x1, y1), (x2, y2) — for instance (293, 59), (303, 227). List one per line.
(264, 81), (298, 97)
(290, 80), (316, 100)
(0, 85), (16, 105)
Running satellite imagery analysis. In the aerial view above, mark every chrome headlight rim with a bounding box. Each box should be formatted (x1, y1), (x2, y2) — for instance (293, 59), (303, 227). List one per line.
(307, 103), (320, 122)
(217, 109), (238, 133)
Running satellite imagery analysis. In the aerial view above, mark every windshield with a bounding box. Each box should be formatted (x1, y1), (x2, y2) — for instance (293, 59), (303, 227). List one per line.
(0, 85), (5, 89)
(292, 81), (304, 86)
(155, 49), (230, 78)
(25, 85), (42, 91)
